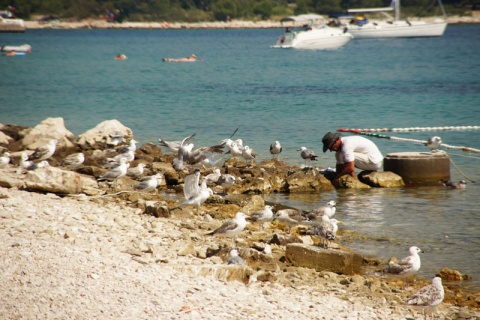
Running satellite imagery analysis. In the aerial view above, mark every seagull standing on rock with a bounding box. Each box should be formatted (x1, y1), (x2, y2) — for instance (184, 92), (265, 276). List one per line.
(247, 205), (275, 230)
(127, 163), (147, 179)
(59, 152), (85, 169)
(306, 215), (339, 249)
(133, 173), (163, 192)
(97, 157), (129, 188)
(274, 209), (308, 235)
(270, 141), (282, 159)
(0, 151), (11, 167)
(426, 136), (442, 151)
(27, 139), (57, 162)
(304, 200), (337, 221)
(385, 246), (423, 287)
(297, 146), (318, 168)
(206, 211), (248, 247)
(242, 146), (257, 166)
(227, 249), (246, 265)
(407, 276), (444, 320)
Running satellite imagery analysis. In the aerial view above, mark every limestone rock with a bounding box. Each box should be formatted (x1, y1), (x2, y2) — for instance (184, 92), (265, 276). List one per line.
(358, 171), (405, 188)
(285, 243), (363, 275)
(76, 120), (133, 150)
(144, 201), (171, 218)
(22, 118), (76, 153)
(286, 169), (334, 192)
(332, 174), (371, 189)
(0, 130), (13, 146)
(437, 267), (464, 281)
(24, 166), (99, 194)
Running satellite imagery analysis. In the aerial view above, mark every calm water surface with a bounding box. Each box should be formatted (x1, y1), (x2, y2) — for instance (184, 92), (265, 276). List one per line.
(1, 25), (479, 288)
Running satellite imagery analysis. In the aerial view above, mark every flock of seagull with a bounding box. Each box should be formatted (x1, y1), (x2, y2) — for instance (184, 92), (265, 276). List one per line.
(0, 131), (461, 317)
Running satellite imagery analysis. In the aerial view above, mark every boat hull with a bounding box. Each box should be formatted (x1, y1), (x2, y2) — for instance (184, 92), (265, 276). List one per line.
(273, 27), (353, 50)
(347, 20), (447, 39)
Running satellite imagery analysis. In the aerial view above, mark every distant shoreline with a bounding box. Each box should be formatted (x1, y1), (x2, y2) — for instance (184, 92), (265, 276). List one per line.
(24, 15), (480, 30)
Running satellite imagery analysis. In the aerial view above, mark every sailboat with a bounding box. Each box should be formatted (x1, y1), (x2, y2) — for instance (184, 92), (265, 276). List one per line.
(343, 0), (447, 39)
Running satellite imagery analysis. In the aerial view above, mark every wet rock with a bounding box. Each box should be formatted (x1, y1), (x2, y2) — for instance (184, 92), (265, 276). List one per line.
(437, 267), (464, 281)
(76, 120), (133, 150)
(286, 169), (334, 192)
(332, 174), (371, 189)
(358, 171), (405, 187)
(285, 243), (363, 275)
(24, 166), (98, 194)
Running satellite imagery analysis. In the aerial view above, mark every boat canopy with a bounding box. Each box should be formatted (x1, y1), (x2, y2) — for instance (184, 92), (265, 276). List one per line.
(280, 14), (325, 22)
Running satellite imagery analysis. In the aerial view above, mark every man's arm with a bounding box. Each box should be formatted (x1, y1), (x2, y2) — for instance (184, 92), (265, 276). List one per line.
(334, 161), (355, 182)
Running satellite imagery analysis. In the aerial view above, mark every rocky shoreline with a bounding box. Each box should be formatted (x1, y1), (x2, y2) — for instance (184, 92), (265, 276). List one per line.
(1, 118), (480, 319)
(24, 15), (480, 30)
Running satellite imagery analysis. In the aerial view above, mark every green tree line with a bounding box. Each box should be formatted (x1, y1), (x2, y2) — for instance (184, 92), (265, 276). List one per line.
(1, 0), (476, 22)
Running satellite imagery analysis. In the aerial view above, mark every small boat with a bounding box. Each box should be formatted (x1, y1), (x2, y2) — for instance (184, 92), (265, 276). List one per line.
(1, 43), (31, 52)
(0, 10), (26, 33)
(341, 0), (447, 39)
(272, 14), (353, 50)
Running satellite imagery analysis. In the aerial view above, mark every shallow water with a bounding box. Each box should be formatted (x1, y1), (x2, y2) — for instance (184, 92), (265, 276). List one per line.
(1, 25), (479, 287)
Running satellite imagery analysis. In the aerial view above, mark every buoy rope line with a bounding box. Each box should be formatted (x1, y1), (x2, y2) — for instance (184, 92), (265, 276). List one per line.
(449, 157), (477, 183)
(337, 130), (480, 154)
(338, 126), (480, 133)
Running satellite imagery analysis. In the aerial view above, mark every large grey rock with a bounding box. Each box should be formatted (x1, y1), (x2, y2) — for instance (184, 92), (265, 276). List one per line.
(76, 120), (133, 150)
(24, 166), (99, 194)
(285, 243), (363, 275)
(22, 118), (76, 153)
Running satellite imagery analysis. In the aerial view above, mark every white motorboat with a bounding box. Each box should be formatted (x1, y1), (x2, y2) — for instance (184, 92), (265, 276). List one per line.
(0, 10), (26, 33)
(272, 14), (353, 50)
(1, 43), (31, 52)
(344, 0), (447, 39)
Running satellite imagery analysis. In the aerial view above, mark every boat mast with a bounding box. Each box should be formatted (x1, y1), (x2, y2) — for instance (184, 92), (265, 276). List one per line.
(394, 0), (400, 21)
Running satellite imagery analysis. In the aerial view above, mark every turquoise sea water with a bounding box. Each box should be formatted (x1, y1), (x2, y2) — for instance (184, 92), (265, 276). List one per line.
(1, 25), (480, 288)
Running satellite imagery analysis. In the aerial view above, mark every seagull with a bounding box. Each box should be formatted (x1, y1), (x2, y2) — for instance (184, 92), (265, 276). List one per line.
(407, 277), (444, 320)
(247, 205), (275, 230)
(108, 130), (124, 146)
(269, 141), (282, 159)
(178, 170), (213, 214)
(223, 138), (244, 158)
(216, 173), (236, 194)
(97, 157), (129, 187)
(20, 152), (50, 171)
(242, 145), (257, 166)
(159, 133), (196, 153)
(385, 246), (423, 286)
(274, 208), (309, 235)
(441, 179), (466, 189)
(0, 151), (11, 167)
(303, 200), (337, 222)
(116, 139), (137, 154)
(426, 136), (442, 151)
(27, 139), (57, 161)
(112, 150), (135, 163)
(206, 211), (248, 246)
(204, 168), (222, 185)
(227, 249), (246, 265)
(133, 173), (163, 192)
(306, 215), (339, 249)
(297, 146), (318, 168)
(127, 163), (147, 179)
(173, 136), (225, 171)
(59, 152), (85, 169)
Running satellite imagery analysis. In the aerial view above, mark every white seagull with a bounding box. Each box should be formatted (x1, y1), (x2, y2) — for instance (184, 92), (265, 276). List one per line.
(204, 168), (222, 185)
(27, 139), (57, 161)
(59, 152), (85, 169)
(306, 215), (339, 249)
(385, 246), (423, 285)
(269, 141), (282, 159)
(108, 130), (124, 146)
(247, 205), (275, 230)
(274, 208), (309, 235)
(303, 200), (337, 221)
(173, 136), (225, 171)
(133, 173), (163, 192)
(116, 139), (138, 154)
(242, 145), (257, 166)
(159, 133), (196, 153)
(407, 277), (444, 320)
(216, 173), (236, 194)
(178, 170), (213, 214)
(206, 211), (248, 246)
(0, 151), (11, 167)
(127, 163), (147, 179)
(227, 249), (246, 265)
(97, 157), (129, 187)
(297, 146), (318, 167)
(426, 136), (442, 151)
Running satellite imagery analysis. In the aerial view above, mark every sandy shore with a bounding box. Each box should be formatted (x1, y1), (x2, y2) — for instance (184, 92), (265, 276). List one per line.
(0, 168), (479, 319)
(24, 15), (480, 30)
